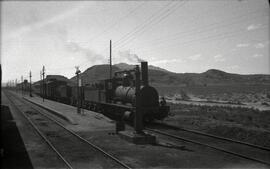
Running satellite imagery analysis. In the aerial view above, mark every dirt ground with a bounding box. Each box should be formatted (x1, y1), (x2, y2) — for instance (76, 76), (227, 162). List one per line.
(165, 103), (270, 148)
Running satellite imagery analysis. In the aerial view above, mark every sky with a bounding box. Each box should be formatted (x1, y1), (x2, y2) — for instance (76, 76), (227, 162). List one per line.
(1, 0), (269, 83)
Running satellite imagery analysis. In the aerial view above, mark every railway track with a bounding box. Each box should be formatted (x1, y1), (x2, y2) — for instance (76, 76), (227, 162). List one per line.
(145, 123), (270, 166)
(5, 91), (131, 169)
(151, 122), (270, 151)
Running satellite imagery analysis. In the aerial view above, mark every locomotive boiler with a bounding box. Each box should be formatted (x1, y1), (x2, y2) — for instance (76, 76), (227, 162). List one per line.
(114, 85), (159, 107)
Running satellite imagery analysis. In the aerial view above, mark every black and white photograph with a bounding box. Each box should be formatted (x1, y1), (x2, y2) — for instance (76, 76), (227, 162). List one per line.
(1, 0), (270, 168)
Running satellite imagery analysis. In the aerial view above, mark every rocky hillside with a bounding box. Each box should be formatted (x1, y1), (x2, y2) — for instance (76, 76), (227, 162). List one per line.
(70, 63), (270, 86)
(70, 64), (120, 85)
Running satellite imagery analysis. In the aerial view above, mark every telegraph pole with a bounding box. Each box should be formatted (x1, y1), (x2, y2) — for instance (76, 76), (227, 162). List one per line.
(109, 40), (112, 80)
(21, 76), (23, 96)
(15, 79), (17, 93)
(42, 66), (45, 102)
(40, 70), (42, 96)
(29, 71), (32, 97)
(75, 66), (81, 114)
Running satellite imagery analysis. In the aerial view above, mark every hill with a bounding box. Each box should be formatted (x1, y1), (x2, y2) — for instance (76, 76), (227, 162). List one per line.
(70, 64), (120, 85)
(70, 63), (270, 87)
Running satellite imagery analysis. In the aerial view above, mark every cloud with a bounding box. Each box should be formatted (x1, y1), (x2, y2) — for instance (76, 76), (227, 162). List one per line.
(213, 54), (225, 62)
(227, 65), (240, 71)
(251, 54), (263, 58)
(149, 56), (157, 61)
(65, 40), (106, 64)
(236, 43), (249, 47)
(188, 54), (201, 61)
(246, 24), (261, 31)
(254, 43), (265, 49)
(151, 58), (184, 65)
(53, 26), (106, 65)
(5, 4), (85, 40)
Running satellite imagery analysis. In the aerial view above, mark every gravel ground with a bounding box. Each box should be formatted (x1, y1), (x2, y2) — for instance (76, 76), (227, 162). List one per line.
(2, 91), (67, 169)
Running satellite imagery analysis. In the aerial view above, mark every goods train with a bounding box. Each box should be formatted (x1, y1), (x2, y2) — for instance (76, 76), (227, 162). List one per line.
(16, 80), (31, 93)
(31, 62), (169, 122)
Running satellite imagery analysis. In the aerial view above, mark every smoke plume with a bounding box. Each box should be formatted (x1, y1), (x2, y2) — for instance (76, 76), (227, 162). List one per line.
(65, 41), (106, 63)
(118, 50), (145, 64)
(57, 27), (145, 65)
(56, 27), (106, 64)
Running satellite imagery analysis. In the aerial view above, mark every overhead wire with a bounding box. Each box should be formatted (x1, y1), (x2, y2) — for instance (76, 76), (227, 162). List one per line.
(136, 14), (268, 53)
(113, 0), (188, 50)
(105, 2), (268, 55)
(99, 1), (180, 53)
(113, 1), (176, 45)
(105, 0), (267, 52)
(140, 9), (268, 45)
(139, 24), (268, 56)
(87, 2), (147, 43)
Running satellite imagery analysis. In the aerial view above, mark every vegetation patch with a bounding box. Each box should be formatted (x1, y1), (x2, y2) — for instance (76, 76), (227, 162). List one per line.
(165, 103), (270, 148)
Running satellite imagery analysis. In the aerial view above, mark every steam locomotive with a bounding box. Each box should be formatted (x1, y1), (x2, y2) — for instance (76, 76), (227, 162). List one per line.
(32, 62), (169, 122)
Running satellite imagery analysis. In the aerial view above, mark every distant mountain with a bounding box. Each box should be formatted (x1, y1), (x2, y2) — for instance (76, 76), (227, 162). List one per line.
(199, 69), (270, 85)
(69, 63), (270, 87)
(70, 64), (120, 85)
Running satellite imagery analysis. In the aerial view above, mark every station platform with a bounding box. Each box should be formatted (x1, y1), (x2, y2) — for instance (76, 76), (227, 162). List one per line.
(22, 94), (115, 132)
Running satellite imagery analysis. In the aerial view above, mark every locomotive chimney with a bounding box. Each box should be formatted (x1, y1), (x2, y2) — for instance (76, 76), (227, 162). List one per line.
(141, 62), (148, 86)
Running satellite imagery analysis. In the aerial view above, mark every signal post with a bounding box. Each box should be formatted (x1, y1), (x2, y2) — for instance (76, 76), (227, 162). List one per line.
(75, 66), (81, 114)
(21, 76), (23, 96)
(29, 71), (32, 97)
(42, 66), (45, 102)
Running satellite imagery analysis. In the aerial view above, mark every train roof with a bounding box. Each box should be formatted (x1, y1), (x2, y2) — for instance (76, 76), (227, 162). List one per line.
(33, 75), (74, 86)
(46, 75), (69, 81)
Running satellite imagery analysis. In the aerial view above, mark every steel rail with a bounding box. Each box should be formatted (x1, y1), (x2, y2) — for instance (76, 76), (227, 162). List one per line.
(36, 108), (132, 169)
(146, 128), (270, 166)
(5, 92), (74, 169)
(7, 91), (132, 169)
(152, 122), (270, 151)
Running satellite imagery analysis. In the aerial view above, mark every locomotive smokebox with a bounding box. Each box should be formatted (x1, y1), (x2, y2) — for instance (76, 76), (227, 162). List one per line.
(141, 62), (148, 86)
